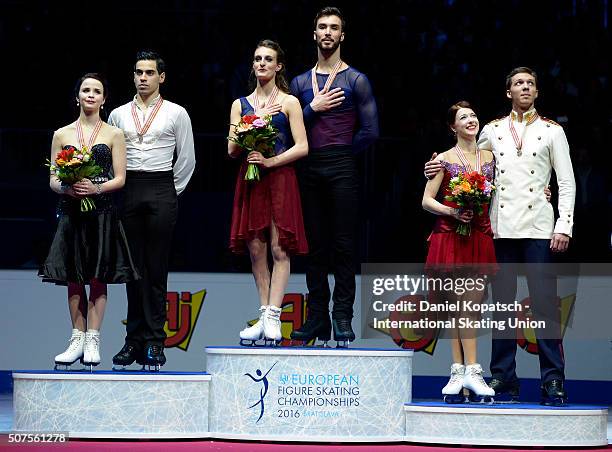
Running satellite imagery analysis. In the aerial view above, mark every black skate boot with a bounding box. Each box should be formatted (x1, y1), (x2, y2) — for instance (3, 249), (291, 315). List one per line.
(290, 316), (331, 346)
(489, 378), (520, 403)
(112, 344), (143, 371)
(143, 344), (166, 372)
(332, 317), (355, 348)
(541, 379), (567, 406)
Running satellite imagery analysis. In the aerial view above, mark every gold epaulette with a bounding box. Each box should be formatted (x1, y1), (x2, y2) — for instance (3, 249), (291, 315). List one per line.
(540, 117), (560, 127)
(486, 117), (505, 125)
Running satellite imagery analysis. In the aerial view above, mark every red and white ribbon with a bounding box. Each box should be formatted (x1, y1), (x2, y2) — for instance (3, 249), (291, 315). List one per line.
(311, 59), (343, 96)
(252, 85), (279, 113)
(454, 144), (481, 173)
(76, 119), (103, 150)
(131, 97), (164, 139)
(509, 111), (539, 152)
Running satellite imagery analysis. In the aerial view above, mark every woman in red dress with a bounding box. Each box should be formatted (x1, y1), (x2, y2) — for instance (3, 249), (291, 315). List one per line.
(228, 40), (308, 345)
(422, 101), (496, 402)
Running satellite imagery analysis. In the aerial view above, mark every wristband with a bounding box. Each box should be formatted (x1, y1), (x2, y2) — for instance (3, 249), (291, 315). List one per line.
(95, 183), (102, 195)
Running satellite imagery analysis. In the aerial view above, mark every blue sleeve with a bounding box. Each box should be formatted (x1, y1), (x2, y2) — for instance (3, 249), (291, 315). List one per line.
(351, 73), (379, 153)
(290, 74), (316, 125)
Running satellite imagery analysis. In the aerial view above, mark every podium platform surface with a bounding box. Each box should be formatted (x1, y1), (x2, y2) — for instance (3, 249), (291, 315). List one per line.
(206, 346), (413, 442)
(404, 401), (609, 447)
(13, 370), (210, 438)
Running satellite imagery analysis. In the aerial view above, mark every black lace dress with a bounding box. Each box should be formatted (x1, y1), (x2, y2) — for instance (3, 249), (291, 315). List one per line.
(40, 144), (140, 284)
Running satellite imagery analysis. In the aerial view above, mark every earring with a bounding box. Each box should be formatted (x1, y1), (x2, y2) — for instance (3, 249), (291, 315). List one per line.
(101, 105), (104, 110)
(76, 100), (80, 106)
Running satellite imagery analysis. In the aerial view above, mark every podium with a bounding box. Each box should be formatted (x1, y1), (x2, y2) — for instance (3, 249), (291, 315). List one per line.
(206, 346), (413, 442)
(11, 351), (608, 446)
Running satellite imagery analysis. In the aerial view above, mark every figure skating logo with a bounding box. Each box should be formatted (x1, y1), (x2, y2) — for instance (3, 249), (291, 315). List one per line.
(244, 361), (278, 423)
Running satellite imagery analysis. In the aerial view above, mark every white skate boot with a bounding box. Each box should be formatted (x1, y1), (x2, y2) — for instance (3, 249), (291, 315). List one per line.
(263, 305), (283, 345)
(239, 306), (266, 346)
(83, 329), (101, 371)
(442, 363), (465, 403)
(464, 363), (495, 402)
(54, 329), (85, 370)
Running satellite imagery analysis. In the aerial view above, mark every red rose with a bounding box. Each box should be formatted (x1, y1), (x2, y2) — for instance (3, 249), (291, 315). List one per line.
(242, 114), (259, 125)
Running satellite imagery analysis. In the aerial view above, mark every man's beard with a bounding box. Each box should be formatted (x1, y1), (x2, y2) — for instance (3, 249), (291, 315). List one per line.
(317, 38), (340, 54)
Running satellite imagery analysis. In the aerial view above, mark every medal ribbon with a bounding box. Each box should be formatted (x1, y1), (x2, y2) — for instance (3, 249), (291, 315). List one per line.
(454, 144), (481, 173)
(252, 85), (279, 113)
(131, 97), (164, 138)
(509, 111), (539, 151)
(76, 119), (103, 150)
(311, 59), (343, 96)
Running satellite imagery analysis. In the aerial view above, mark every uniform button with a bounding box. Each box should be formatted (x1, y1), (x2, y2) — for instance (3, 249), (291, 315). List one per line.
(529, 205), (533, 209)
(533, 152), (536, 156)
(546, 124), (550, 128)
(500, 204), (504, 208)
(501, 169), (505, 173)
(500, 152), (504, 156)
(530, 170), (535, 174)
(501, 187), (505, 190)
(495, 124), (499, 127)
(567, 214), (571, 217)
(537, 136), (542, 140)
(498, 137), (502, 140)
(529, 188), (533, 192)
(567, 220), (570, 223)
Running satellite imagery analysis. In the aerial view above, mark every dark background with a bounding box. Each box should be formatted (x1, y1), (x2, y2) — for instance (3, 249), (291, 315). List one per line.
(1, 0), (610, 272)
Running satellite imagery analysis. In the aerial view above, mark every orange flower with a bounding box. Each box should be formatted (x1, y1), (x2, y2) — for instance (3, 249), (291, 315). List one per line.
(460, 181), (472, 192)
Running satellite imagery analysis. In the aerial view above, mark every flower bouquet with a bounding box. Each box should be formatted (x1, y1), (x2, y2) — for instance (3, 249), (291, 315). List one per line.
(47, 145), (102, 212)
(445, 171), (495, 236)
(228, 114), (278, 182)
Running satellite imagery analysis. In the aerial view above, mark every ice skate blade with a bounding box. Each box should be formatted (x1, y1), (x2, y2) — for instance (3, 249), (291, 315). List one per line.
(290, 338), (330, 347)
(142, 364), (162, 372)
(467, 389), (494, 404)
(263, 338), (282, 347)
(239, 338), (264, 347)
(82, 362), (99, 373)
(53, 363), (81, 371)
(335, 339), (351, 348)
(541, 397), (568, 407)
(467, 395), (494, 404)
(53, 358), (85, 371)
(443, 393), (465, 404)
(490, 393), (520, 403)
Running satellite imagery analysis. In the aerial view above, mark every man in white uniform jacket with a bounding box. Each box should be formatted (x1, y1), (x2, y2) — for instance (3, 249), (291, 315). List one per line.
(477, 67), (575, 406)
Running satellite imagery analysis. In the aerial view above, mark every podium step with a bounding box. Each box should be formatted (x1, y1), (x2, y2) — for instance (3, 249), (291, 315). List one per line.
(404, 401), (608, 447)
(12, 370), (210, 438)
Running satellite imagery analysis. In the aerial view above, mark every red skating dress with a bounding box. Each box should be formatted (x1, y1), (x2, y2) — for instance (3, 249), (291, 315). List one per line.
(229, 98), (308, 255)
(425, 159), (498, 275)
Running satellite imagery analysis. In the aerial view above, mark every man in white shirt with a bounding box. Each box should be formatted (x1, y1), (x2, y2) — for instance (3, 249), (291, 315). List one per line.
(108, 50), (195, 370)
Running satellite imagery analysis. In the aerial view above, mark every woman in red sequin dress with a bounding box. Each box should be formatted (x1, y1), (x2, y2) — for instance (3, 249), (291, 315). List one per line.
(422, 101), (496, 402)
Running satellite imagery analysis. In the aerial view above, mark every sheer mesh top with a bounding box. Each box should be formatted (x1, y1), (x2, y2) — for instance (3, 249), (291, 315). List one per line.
(290, 67), (379, 152)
